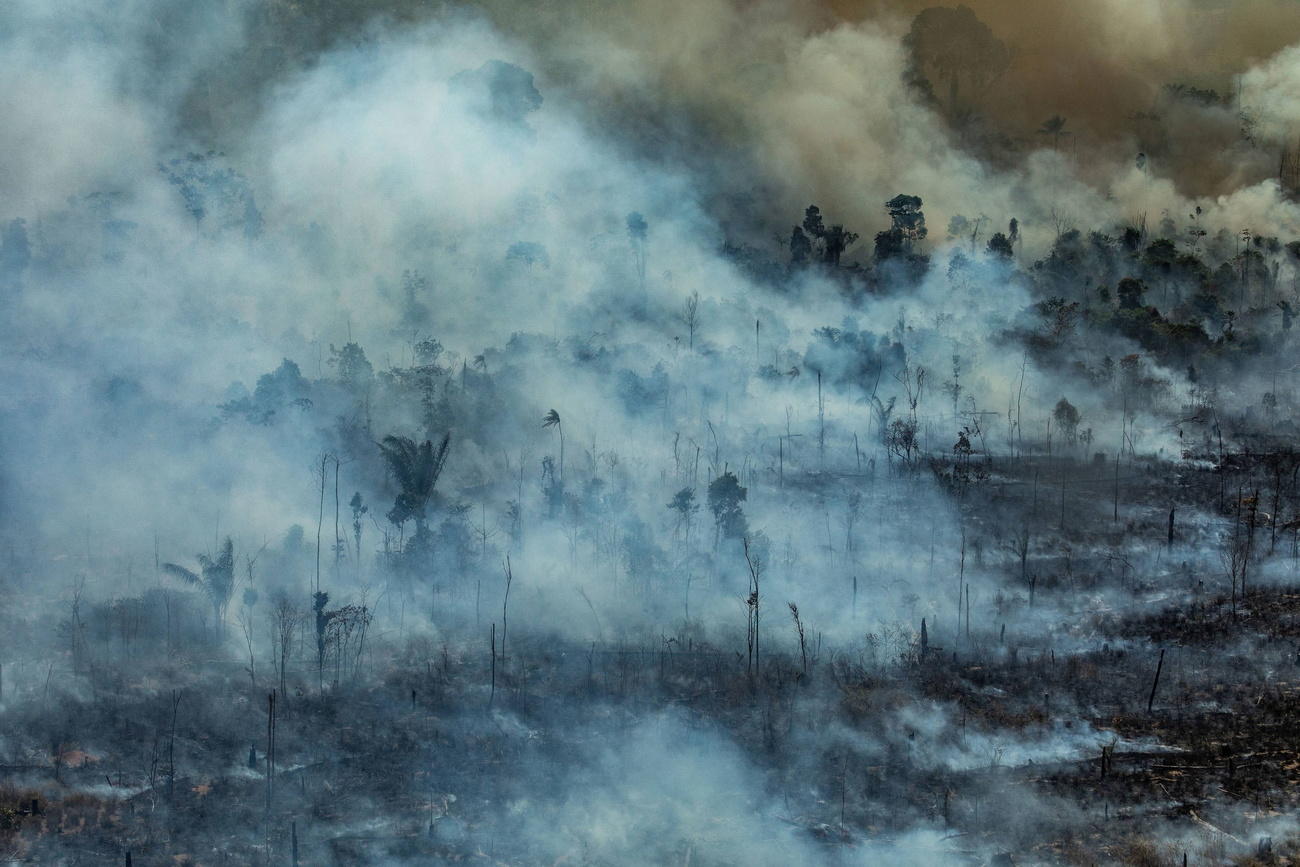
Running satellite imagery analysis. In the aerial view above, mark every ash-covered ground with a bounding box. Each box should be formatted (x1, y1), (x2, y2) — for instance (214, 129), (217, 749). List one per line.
(5, 1), (1300, 864)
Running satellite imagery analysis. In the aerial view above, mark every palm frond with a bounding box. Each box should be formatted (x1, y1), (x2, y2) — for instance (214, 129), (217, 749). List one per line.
(378, 435), (421, 493)
(378, 432), (451, 525)
(542, 409), (561, 428)
(205, 537), (236, 606)
(214, 537), (234, 572)
(428, 432), (451, 492)
(162, 563), (201, 585)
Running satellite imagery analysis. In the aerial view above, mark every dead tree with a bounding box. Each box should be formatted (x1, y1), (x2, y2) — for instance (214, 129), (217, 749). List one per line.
(271, 595), (301, 698)
(743, 537), (762, 680)
(265, 691), (276, 813)
(167, 690), (181, 803)
(501, 557), (513, 663)
(789, 603), (808, 676)
(1147, 648), (1165, 713)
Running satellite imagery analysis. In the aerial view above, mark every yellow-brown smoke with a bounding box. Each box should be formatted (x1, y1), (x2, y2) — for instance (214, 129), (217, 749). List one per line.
(475, 0), (1300, 246)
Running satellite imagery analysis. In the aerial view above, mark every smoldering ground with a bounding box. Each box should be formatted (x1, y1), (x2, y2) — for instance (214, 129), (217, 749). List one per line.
(5, 0), (1300, 864)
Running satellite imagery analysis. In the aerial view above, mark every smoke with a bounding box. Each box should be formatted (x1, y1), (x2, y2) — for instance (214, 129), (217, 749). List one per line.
(0, 0), (1285, 654)
(3, 0), (1300, 862)
(1241, 40), (1300, 134)
(0, 0), (1268, 648)
(470, 0), (1300, 247)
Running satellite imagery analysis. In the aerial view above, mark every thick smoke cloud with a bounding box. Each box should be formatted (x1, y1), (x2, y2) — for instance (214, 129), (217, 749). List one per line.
(4, 0), (1300, 862)
(473, 0), (1300, 249)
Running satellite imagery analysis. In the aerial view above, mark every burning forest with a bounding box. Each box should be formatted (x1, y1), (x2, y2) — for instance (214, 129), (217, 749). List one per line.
(7, 0), (1300, 864)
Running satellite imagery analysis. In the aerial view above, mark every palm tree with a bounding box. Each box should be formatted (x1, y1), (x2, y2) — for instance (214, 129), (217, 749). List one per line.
(377, 432), (451, 536)
(542, 409), (564, 482)
(1039, 115), (1069, 151)
(163, 537), (236, 640)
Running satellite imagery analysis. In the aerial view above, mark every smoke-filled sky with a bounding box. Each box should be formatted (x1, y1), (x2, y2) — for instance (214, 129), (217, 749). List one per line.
(4, 0), (1300, 644)
(6, 2), (1300, 862)
(8, 0), (1300, 231)
(474, 0), (1300, 222)
(0, 0), (1296, 640)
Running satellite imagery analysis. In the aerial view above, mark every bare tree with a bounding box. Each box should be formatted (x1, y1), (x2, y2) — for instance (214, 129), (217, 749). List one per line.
(789, 602), (808, 676)
(743, 537), (762, 679)
(501, 556), (514, 662)
(680, 291), (700, 351)
(270, 594), (301, 698)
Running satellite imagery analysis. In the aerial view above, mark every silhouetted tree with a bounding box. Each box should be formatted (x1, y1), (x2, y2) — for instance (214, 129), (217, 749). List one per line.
(796, 205), (859, 266)
(542, 409), (565, 481)
(163, 538), (236, 640)
(377, 433), (451, 538)
(904, 6), (1009, 112)
(789, 225), (812, 265)
(987, 232), (1014, 258)
(668, 487), (699, 544)
(875, 194), (928, 262)
(823, 224), (860, 266)
(680, 292), (700, 350)
(1053, 397), (1081, 446)
(707, 470), (748, 545)
(328, 342), (374, 394)
(1117, 277), (1147, 309)
(349, 492), (368, 564)
(448, 60), (543, 128)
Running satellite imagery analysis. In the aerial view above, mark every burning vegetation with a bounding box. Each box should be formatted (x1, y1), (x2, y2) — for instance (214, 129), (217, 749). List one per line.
(8, 0), (1300, 865)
